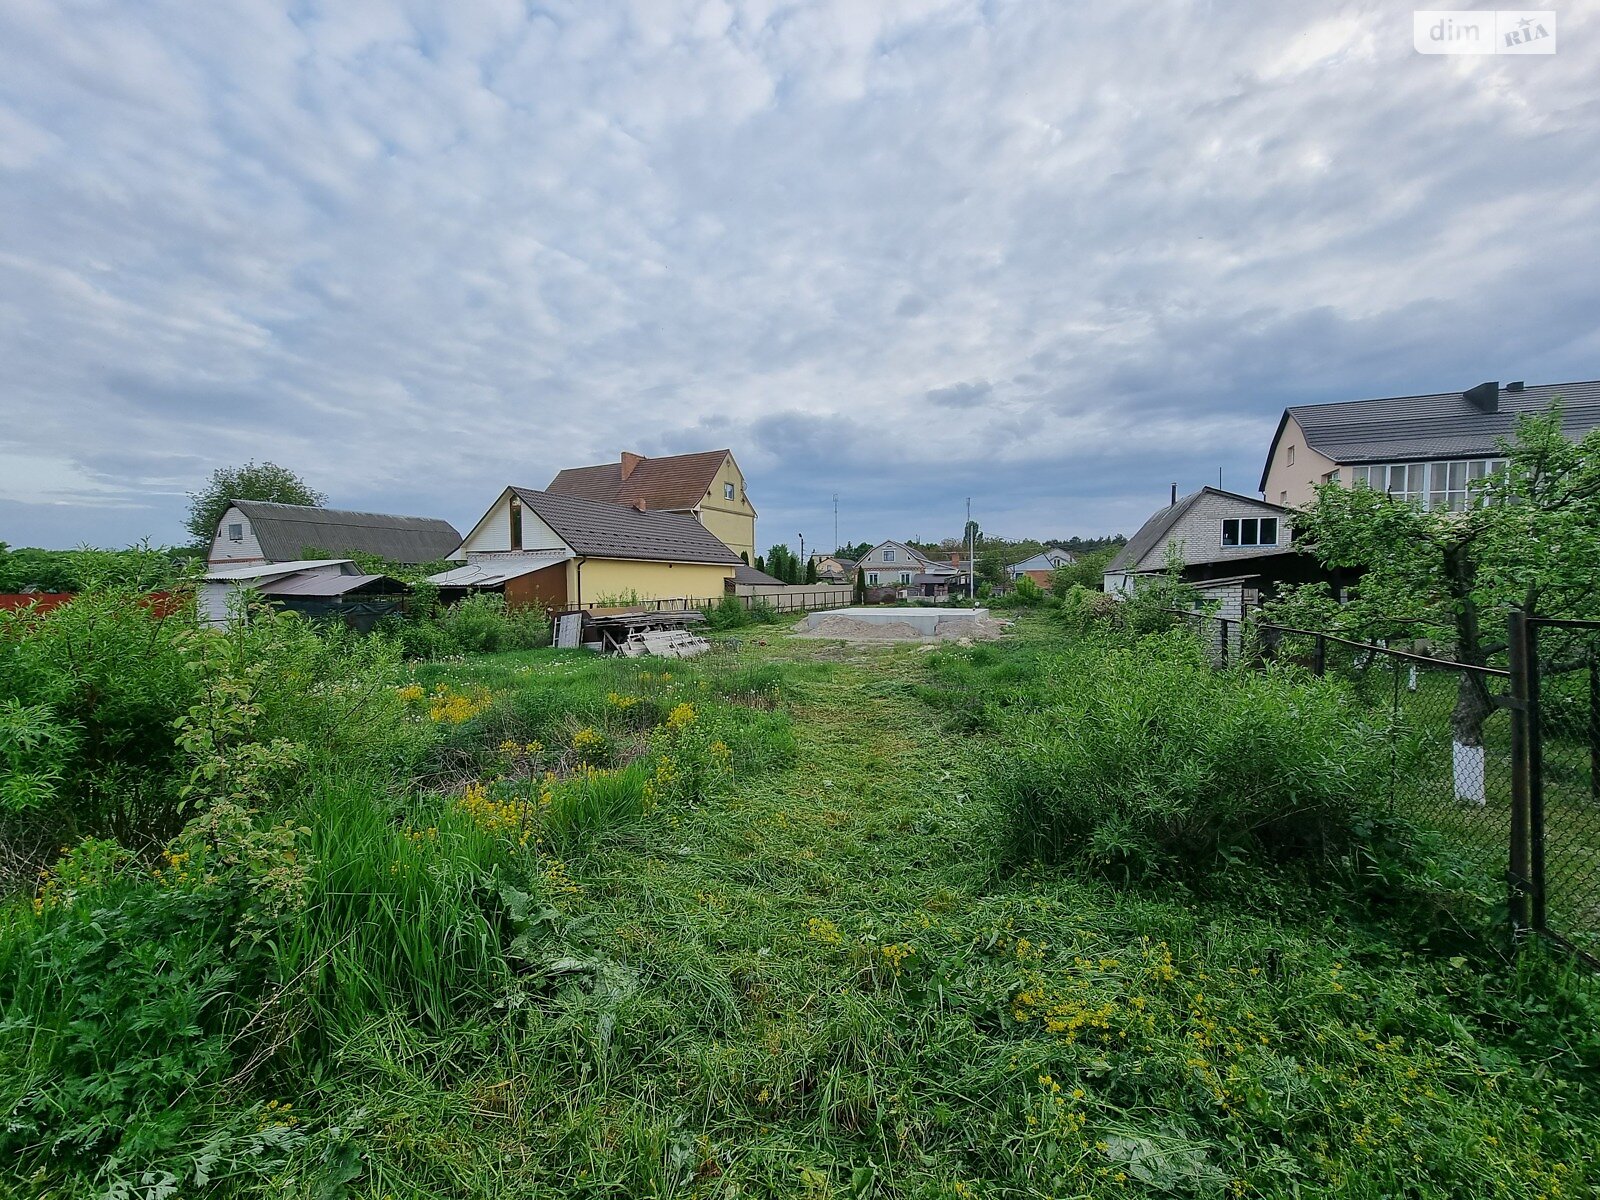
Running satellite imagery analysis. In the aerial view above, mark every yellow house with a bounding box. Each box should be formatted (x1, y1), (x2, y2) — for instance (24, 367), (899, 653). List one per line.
(546, 449), (757, 562)
(435, 487), (741, 611)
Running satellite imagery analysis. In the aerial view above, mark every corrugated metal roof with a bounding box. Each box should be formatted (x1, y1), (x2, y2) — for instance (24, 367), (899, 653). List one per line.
(546, 449), (747, 513)
(1264, 380), (1600, 490)
(230, 500), (462, 564)
(427, 552), (572, 588)
(510, 488), (743, 566)
(256, 572), (399, 597)
(204, 558), (354, 582)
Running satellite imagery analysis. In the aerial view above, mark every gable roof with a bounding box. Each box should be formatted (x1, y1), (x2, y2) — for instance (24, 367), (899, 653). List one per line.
(864, 539), (934, 566)
(1011, 549), (1075, 573)
(510, 488), (742, 566)
(227, 500), (461, 564)
(1260, 379), (1600, 491)
(546, 449), (754, 514)
(1106, 488), (1287, 575)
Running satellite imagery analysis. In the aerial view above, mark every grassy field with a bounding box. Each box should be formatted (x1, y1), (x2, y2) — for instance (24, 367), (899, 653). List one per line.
(6, 612), (1600, 1198)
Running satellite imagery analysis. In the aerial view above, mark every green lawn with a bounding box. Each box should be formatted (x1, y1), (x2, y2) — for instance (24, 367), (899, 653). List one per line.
(267, 617), (1597, 1198)
(7, 614), (1598, 1198)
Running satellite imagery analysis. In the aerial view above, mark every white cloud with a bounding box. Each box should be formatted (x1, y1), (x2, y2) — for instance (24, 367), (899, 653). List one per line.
(1, 0), (1598, 549)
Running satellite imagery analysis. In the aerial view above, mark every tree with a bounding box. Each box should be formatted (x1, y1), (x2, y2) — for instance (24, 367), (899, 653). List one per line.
(963, 519), (981, 550)
(836, 541), (872, 561)
(185, 461), (326, 544)
(1282, 406), (1600, 802)
(1050, 546), (1119, 595)
(853, 568), (867, 605)
(805, 558), (819, 584)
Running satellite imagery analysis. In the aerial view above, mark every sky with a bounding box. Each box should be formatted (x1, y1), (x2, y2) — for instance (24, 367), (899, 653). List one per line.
(2, 1), (1598, 554)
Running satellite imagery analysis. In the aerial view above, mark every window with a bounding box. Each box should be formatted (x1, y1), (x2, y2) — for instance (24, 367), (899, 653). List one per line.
(1221, 517), (1279, 548)
(227, 523), (243, 542)
(724, 482), (735, 500)
(509, 498), (523, 551)
(1322, 469), (1340, 484)
(900, 572), (912, 584)
(1287, 444), (1296, 466)
(867, 572), (879, 585)
(883, 549), (895, 562)
(1350, 459), (1507, 512)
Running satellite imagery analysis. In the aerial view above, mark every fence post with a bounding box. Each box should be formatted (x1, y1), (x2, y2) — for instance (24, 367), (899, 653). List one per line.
(1527, 619), (1547, 934)
(1507, 610), (1534, 940)
(1590, 655), (1600, 805)
(1218, 618), (1229, 668)
(1313, 634), (1326, 677)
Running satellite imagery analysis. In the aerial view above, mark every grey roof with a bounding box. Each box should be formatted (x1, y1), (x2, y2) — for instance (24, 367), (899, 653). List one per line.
(1263, 379), (1600, 490)
(256, 572), (401, 597)
(733, 563), (788, 586)
(510, 488), (742, 566)
(229, 500), (462, 564)
(1106, 488), (1287, 575)
(204, 558), (355, 582)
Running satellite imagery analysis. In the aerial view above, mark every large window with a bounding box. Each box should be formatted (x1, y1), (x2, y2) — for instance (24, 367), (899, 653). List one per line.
(1221, 517), (1279, 548)
(883, 549), (895, 562)
(1350, 459), (1507, 512)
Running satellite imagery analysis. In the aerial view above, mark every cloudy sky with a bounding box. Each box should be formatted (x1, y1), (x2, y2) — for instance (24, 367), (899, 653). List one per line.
(2, 1), (1597, 553)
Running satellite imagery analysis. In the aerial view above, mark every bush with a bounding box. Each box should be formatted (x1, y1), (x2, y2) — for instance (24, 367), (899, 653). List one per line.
(988, 631), (1388, 879)
(702, 594), (752, 631)
(437, 593), (550, 654)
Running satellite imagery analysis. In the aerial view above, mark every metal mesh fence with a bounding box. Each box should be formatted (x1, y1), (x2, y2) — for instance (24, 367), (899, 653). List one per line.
(1528, 619), (1600, 963)
(1178, 610), (1600, 964)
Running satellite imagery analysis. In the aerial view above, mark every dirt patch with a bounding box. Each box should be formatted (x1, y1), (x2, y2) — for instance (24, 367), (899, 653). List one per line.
(791, 613), (1010, 643)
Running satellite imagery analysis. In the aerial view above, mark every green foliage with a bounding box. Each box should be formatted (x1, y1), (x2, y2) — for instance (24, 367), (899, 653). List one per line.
(853, 567), (867, 604)
(987, 630), (1389, 878)
(0, 541), (189, 593)
(1050, 545), (1118, 594)
(185, 460), (326, 544)
(702, 593), (753, 630)
(380, 592), (551, 658)
(763, 543), (803, 584)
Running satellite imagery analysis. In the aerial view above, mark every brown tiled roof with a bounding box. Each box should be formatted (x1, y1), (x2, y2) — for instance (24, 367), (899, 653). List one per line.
(510, 488), (742, 566)
(547, 449), (733, 512)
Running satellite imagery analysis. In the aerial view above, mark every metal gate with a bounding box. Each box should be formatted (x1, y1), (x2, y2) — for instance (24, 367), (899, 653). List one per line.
(1518, 616), (1600, 965)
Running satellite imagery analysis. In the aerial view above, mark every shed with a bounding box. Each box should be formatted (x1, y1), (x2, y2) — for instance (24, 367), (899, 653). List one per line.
(208, 500), (462, 567)
(201, 559), (406, 629)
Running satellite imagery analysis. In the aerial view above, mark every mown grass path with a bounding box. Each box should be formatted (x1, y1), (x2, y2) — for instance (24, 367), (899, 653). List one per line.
(343, 625), (1598, 1200)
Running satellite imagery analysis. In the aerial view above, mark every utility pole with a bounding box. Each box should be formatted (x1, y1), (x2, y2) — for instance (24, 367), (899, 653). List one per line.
(798, 532), (805, 575)
(967, 497), (974, 601)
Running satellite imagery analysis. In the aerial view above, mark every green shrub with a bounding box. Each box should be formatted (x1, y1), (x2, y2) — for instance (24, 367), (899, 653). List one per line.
(988, 631), (1388, 878)
(746, 598), (781, 624)
(701, 593), (753, 631)
(438, 592), (550, 654)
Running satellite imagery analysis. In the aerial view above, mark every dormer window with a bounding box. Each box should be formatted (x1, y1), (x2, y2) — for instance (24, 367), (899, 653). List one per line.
(227, 523), (243, 542)
(724, 482), (735, 500)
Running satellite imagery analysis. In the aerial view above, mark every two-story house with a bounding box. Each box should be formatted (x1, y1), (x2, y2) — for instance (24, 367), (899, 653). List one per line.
(1102, 486), (1337, 618)
(545, 449), (756, 562)
(1260, 379), (1600, 510)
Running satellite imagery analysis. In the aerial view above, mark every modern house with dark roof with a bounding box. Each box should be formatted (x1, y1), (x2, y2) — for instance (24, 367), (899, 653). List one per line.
(1261, 379), (1600, 510)
(206, 500), (462, 567)
(545, 449), (757, 562)
(1102, 486), (1333, 610)
(438, 486), (742, 611)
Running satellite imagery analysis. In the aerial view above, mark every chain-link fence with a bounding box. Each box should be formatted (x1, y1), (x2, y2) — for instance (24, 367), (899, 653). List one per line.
(1179, 610), (1600, 965)
(1526, 619), (1600, 964)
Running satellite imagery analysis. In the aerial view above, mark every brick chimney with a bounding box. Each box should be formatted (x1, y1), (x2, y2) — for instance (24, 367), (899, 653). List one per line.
(620, 451), (644, 480)
(949, 552), (961, 566)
